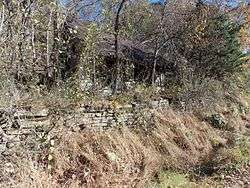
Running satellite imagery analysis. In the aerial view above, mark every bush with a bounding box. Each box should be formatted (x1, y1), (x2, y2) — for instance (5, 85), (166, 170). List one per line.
(180, 5), (247, 80)
(152, 171), (194, 188)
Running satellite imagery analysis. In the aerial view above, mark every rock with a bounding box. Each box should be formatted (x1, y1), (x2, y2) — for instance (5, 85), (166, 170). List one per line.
(208, 114), (228, 129)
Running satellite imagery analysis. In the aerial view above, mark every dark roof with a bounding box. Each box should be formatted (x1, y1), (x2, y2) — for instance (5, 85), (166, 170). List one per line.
(96, 35), (174, 71)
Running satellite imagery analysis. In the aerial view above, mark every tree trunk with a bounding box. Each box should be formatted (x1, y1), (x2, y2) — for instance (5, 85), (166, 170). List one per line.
(113, 0), (126, 94)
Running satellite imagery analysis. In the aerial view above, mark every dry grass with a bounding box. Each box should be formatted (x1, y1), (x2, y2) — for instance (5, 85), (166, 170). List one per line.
(0, 109), (226, 188)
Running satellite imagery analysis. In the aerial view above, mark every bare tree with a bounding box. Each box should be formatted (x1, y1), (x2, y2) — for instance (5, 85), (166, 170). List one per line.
(112, 0), (127, 94)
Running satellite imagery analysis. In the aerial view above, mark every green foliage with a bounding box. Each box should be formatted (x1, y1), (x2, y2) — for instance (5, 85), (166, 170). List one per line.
(152, 171), (194, 188)
(210, 15), (246, 76)
(185, 12), (247, 79)
(208, 113), (227, 129)
(0, 0), (248, 109)
(212, 135), (250, 175)
(170, 6), (248, 109)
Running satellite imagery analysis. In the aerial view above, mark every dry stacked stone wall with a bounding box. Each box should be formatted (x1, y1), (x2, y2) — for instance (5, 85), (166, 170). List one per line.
(0, 99), (169, 154)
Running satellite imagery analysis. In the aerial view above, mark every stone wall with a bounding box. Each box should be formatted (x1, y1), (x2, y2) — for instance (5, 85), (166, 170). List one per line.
(0, 99), (169, 153)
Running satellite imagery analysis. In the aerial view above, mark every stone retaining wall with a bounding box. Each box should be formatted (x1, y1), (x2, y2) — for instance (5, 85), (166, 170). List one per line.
(0, 99), (169, 153)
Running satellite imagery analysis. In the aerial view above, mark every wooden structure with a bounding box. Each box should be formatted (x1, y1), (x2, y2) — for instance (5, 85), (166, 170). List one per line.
(96, 36), (177, 84)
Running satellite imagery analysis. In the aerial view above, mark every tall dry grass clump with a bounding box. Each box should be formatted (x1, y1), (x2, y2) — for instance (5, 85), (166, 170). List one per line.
(1, 109), (225, 187)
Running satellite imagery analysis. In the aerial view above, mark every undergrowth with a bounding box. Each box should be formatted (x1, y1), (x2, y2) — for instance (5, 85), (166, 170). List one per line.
(0, 109), (226, 188)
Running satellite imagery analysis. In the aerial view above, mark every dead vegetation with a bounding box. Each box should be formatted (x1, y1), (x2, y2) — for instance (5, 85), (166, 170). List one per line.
(0, 1), (249, 187)
(0, 108), (229, 188)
